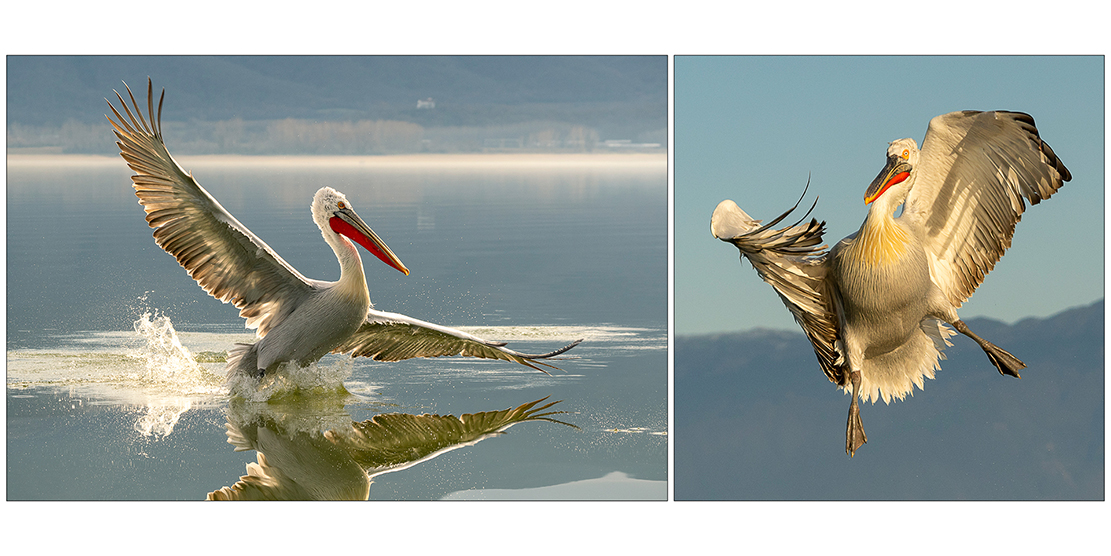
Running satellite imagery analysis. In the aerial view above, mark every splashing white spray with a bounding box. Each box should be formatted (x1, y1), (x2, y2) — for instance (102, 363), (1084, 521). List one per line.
(127, 312), (227, 438)
(132, 311), (354, 405)
(130, 311), (224, 394)
(134, 399), (193, 437)
(225, 358), (355, 402)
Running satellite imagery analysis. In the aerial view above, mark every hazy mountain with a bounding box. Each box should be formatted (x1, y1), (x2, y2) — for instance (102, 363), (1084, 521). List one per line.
(7, 55), (665, 154)
(675, 300), (1104, 500)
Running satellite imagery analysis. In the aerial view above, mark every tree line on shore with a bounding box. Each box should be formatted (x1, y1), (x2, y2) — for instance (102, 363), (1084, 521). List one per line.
(8, 117), (664, 155)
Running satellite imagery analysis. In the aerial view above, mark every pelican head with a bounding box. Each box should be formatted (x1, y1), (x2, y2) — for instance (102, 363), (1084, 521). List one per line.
(864, 138), (919, 206)
(311, 187), (409, 275)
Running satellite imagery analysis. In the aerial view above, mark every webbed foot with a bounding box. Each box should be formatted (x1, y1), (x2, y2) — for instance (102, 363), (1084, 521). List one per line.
(845, 370), (867, 457)
(980, 342), (1025, 378)
(953, 319), (1025, 378)
(846, 398), (867, 457)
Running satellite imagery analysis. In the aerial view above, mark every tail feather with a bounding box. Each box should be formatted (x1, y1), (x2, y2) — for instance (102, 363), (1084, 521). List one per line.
(712, 188), (847, 387)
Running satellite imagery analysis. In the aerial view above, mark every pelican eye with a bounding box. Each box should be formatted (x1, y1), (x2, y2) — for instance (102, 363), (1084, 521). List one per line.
(901, 149), (909, 159)
(337, 201), (346, 209)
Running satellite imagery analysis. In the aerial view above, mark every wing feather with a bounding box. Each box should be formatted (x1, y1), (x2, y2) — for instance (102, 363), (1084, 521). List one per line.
(332, 309), (583, 374)
(107, 79), (317, 337)
(339, 397), (576, 473)
(712, 190), (848, 385)
(903, 111), (1071, 307)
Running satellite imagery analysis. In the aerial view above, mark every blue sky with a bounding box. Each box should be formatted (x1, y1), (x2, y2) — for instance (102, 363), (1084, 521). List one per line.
(676, 56), (1104, 335)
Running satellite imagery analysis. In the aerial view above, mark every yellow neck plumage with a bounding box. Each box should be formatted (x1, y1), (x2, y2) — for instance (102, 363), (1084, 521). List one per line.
(850, 211), (910, 266)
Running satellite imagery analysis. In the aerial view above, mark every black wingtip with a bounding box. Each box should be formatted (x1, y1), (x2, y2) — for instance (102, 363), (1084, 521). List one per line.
(514, 338), (584, 374)
(517, 338), (584, 360)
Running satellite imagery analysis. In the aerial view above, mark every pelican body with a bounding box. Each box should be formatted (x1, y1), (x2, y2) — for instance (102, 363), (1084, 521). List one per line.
(108, 79), (580, 379)
(712, 111), (1071, 456)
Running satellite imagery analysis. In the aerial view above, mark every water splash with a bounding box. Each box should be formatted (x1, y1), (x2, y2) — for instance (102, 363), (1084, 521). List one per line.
(134, 398), (193, 437)
(131, 311), (354, 404)
(226, 357), (354, 403)
(124, 312), (226, 437)
(129, 311), (224, 395)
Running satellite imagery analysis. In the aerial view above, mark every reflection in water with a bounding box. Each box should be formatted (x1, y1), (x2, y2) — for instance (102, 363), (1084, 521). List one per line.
(134, 398), (194, 437)
(208, 397), (576, 500)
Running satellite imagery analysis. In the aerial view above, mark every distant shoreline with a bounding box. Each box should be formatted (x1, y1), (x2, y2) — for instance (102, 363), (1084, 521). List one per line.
(7, 151), (666, 171)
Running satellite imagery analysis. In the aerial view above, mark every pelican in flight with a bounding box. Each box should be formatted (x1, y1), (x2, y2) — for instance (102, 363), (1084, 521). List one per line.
(711, 111), (1071, 456)
(107, 79), (580, 379)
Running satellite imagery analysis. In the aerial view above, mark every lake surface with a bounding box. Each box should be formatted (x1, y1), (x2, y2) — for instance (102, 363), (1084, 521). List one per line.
(6, 153), (668, 500)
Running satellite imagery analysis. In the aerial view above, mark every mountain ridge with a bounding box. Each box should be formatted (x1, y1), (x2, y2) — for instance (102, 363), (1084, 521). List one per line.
(675, 299), (1104, 500)
(7, 56), (664, 128)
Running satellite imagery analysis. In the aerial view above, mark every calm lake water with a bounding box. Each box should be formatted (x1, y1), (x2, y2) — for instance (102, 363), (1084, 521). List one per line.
(6, 153), (668, 500)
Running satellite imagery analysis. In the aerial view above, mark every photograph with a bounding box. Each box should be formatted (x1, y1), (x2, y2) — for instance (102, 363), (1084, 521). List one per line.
(675, 55), (1103, 500)
(4, 16), (1107, 550)
(7, 55), (668, 500)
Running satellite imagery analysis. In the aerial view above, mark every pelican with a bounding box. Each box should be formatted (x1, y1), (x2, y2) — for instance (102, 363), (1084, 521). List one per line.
(107, 79), (581, 379)
(208, 397), (574, 500)
(711, 110), (1071, 456)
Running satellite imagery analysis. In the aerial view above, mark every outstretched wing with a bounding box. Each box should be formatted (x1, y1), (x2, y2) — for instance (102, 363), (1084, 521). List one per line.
(339, 397), (576, 475)
(711, 190), (847, 385)
(331, 309), (583, 374)
(106, 79), (317, 337)
(207, 398), (574, 500)
(903, 110), (1071, 307)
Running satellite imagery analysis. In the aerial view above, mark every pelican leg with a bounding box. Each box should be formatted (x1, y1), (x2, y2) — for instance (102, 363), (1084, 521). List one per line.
(845, 370), (867, 457)
(952, 320), (1025, 378)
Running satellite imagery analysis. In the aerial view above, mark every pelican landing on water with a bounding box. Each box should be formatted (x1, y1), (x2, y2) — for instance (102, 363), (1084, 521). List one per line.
(711, 111), (1071, 457)
(107, 79), (580, 380)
